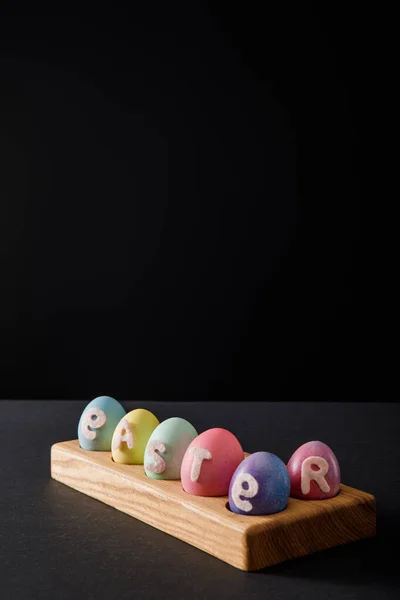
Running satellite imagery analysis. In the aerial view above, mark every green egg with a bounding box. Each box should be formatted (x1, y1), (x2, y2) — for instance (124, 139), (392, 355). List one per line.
(144, 417), (198, 480)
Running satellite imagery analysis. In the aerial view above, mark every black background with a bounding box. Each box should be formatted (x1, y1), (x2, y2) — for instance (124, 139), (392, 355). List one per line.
(0, 5), (376, 401)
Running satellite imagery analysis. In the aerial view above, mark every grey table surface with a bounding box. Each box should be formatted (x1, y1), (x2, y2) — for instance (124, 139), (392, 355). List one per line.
(1, 400), (399, 599)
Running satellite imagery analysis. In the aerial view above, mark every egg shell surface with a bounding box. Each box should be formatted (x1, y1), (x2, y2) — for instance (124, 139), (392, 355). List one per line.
(112, 409), (159, 464)
(287, 440), (341, 500)
(181, 428), (244, 496)
(78, 396), (126, 451)
(228, 451), (290, 515)
(144, 417), (198, 480)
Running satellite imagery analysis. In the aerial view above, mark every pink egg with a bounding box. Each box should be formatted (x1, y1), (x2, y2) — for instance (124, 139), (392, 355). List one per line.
(181, 428), (244, 496)
(287, 440), (341, 500)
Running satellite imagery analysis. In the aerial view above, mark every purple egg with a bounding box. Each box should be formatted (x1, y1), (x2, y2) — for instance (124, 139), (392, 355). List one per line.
(228, 451), (290, 515)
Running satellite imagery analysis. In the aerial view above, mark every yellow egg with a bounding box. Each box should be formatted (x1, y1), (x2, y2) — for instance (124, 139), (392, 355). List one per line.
(111, 409), (159, 464)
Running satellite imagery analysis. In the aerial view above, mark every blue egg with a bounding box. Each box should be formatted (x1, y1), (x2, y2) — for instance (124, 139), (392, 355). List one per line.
(78, 396), (126, 451)
(228, 451), (290, 515)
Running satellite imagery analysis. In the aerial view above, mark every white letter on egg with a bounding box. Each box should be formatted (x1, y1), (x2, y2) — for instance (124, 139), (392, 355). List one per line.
(112, 418), (134, 451)
(81, 407), (107, 440)
(189, 447), (212, 482)
(301, 456), (330, 494)
(231, 472), (259, 512)
(145, 441), (166, 474)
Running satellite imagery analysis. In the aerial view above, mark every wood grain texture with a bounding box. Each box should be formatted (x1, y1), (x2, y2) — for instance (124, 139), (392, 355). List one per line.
(50, 440), (376, 571)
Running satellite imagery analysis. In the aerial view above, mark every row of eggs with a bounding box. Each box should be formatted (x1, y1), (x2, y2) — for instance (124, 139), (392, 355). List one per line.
(78, 396), (341, 516)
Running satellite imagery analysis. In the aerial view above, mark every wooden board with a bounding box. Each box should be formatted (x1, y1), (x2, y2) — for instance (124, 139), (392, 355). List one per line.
(50, 440), (376, 571)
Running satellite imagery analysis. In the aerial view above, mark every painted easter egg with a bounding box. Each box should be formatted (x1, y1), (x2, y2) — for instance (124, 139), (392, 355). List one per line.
(111, 409), (159, 464)
(287, 440), (341, 500)
(180, 428), (244, 496)
(78, 396), (126, 451)
(228, 452), (290, 515)
(144, 417), (198, 480)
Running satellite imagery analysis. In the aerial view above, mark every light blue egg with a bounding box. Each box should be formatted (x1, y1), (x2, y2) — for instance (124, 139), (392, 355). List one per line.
(78, 396), (126, 451)
(144, 417), (198, 480)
